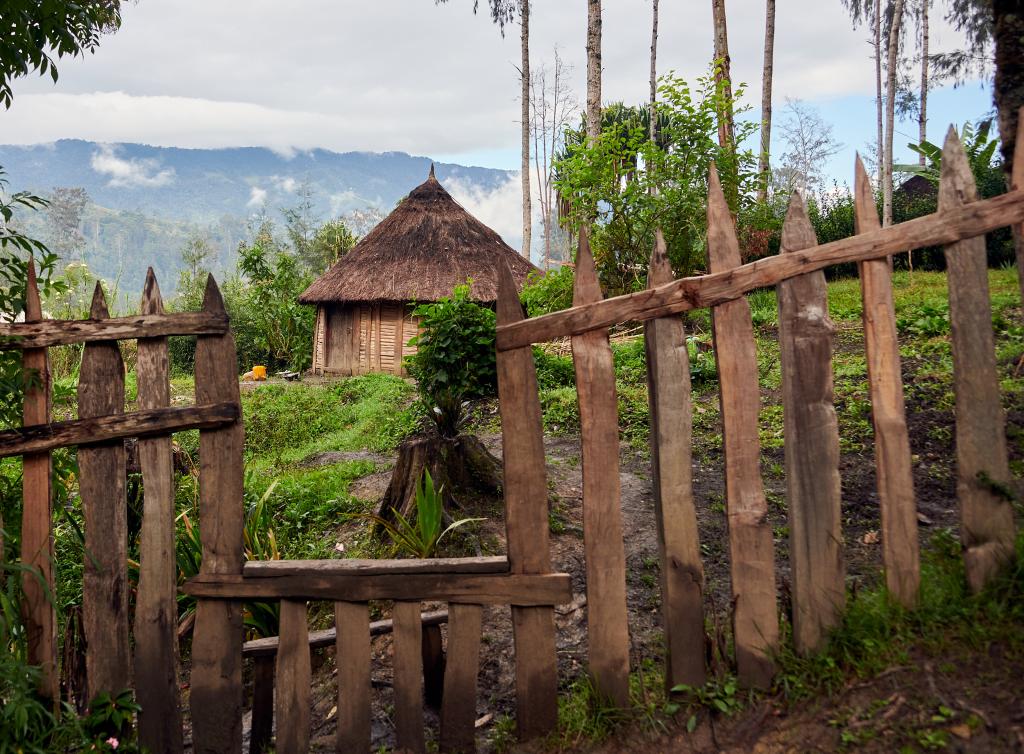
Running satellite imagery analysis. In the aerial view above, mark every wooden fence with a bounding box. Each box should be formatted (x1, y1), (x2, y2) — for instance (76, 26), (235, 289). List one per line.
(0, 125), (1022, 753)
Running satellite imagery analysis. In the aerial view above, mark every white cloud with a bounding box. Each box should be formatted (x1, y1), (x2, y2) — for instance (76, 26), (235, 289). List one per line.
(446, 173), (525, 253)
(275, 176), (298, 193)
(90, 143), (175, 187)
(247, 185), (267, 207)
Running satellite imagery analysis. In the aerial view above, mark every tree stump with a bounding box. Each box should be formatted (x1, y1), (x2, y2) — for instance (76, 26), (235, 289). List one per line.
(375, 433), (502, 530)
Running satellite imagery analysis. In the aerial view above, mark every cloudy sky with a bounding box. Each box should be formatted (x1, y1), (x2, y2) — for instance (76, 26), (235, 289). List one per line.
(3, 0), (991, 219)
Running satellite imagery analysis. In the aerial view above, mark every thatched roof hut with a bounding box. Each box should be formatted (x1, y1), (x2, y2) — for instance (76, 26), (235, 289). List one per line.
(300, 166), (536, 375)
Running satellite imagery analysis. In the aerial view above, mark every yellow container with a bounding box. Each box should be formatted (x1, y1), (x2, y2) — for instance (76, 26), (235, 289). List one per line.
(252, 365), (267, 381)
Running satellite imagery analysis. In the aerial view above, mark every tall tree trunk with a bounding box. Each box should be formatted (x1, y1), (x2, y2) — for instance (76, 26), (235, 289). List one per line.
(711, 0), (735, 150)
(757, 0), (776, 202)
(919, 0), (929, 166)
(992, 0), (1024, 312)
(875, 0), (884, 189)
(586, 0), (603, 142)
(649, 0), (659, 148)
(520, 1), (531, 261)
(883, 0), (905, 227)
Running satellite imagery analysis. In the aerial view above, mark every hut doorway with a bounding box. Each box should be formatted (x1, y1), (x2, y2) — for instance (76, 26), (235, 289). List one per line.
(321, 302), (417, 376)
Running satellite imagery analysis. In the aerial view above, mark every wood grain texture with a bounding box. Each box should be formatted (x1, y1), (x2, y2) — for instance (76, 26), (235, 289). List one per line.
(190, 276), (245, 754)
(335, 601), (371, 753)
(275, 600), (311, 754)
(1012, 108), (1024, 321)
(244, 556), (508, 577)
(79, 283), (132, 701)
(393, 601), (426, 754)
(0, 402), (240, 458)
(184, 572), (571, 605)
(571, 228), (631, 707)
(243, 609), (448, 657)
(440, 603), (482, 754)
(249, 656), (274, 754)
(643, 230), (705, 690)
(939, 129), (1017, 592)
(19, 258), (57, 702)
(777, 194), (845, 654)
(133, 270), (184, 753)
(495, 188), (1024, 350)
(853, 159), (920, 606)
(0, 310), (227, 349)
(706, 166), (778, 687)
(494, 261), (558, 738)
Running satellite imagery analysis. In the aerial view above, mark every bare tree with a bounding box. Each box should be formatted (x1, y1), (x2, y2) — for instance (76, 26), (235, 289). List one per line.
(649, 0), (660, 149)
(586, 0), (602, 142)
(46, 187), (89, 260)
(774, 99), (843, 197)
(530, 49), (578, 268)
(711, 0), (736, 150)
(882, 0), (907, 226)
(757, 0), (776, 202)
(919, 0), (929, 165)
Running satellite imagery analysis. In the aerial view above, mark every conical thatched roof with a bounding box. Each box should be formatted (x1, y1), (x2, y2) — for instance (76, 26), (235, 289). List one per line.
(299, 168), (536, 304)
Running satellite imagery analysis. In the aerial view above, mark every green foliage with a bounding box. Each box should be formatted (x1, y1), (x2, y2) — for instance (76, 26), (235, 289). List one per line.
(896, 119), (1000, 185)
(369, 469), (483, 558)
(667, 675), (746, 730)
(0, 0), (121, 109)
(408, 283), (497, 415)
(532, 348), (575, 390)
(897, 301), (950, 337)
(554, 65), (758, 294)
(306, 218), (357, 275)
(520, 264), (575, 318)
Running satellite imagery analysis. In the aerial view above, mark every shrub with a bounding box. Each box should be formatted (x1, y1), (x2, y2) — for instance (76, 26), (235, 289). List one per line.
(520, 265), (575, 318)
(408, 283), (497, 404)
(533, 347), (575, 390)
(611, 337), (648, 386)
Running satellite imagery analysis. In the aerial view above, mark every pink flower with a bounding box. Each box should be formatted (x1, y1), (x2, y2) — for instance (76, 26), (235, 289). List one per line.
(105, 738), (119, 750)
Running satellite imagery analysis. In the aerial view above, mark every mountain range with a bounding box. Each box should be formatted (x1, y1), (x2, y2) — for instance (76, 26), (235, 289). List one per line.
(0, 140), (516, 295)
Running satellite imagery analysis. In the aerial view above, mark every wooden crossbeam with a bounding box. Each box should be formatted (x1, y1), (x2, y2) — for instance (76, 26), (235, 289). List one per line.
(183, 572), (572, 605)
(0, 402), (240, 458)
(244, 556), (508, 578)
(0, 311), (228, 350)
(495, 188), (1024, 349)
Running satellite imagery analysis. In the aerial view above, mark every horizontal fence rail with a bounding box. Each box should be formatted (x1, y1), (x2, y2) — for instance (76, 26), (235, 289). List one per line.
(0, 310), (228, 349)
(496, 187), (1024, 349)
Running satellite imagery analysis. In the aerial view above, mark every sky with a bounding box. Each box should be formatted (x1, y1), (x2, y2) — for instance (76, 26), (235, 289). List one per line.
(1, 0), (993, 246)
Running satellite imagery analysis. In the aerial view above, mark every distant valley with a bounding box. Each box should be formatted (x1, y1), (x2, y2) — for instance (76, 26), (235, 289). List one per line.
(0, 140), (516, 294)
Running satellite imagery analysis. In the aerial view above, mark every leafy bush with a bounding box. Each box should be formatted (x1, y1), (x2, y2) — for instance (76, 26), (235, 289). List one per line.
(520, 265), (575, 318)
(533, 347), (575, 390)
(408, 283), (497, 404)
(897, 301), (950, 337)
(611, 338), (648, 386)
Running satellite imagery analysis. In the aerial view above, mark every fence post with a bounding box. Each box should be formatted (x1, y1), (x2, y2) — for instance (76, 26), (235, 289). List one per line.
(393, 600), (426, 754)
(134, 269), (184, 752)
(190, 276), (245, 753)
(706, 165), (778, 687)
(643, 230), (706, 690)
(335, 601), (371, 752)
(570, 228), (631, 707)
(1011, 107), (1024, 324)
(79, 283), (131, 700)
(276, 599), (311, 754)
(777, 194), (844, 653)
(19, 258), (58, 704)
(852, 158), (920, 606)
(495, 261), (558, 738)
(939, 128), (1017, 591)
(440, 602), (483, 753)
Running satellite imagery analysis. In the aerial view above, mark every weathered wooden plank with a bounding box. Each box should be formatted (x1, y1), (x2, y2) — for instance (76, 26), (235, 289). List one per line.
(133, 270), (184, 754)
(335, 601), (371, 753)
(494, 188), (1024, 350)
(706, 165), (778, 687)
(776, 194), (845, 654)
(853, 158), (920, 606)
(190, 276), (246, 754)
(571, 227), (631, 707)
(643, 230), (706, 691)
(79, 283), (131, 701)
(940, 128), (1017, 591)
(19, 258), (57, 703)
(184, 572), (572, 605)
(243, 609), (449, 657)
(494, 260), (559, 739)
(245, 556), (508, 578)
(1012, 108), (1024, 319)
(250, 656), (274, 754)
(440, 603), (482, 754)
(0, 310), (228, 350)
(275, 600), (311, 754)
(0, 402), (240, 458)
(393, 600), (426, 754)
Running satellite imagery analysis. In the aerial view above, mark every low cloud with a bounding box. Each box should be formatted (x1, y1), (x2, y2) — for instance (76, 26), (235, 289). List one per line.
(90, 144), (175, 187)
(274, 176), (298, 193)
(445, 173), (524, 254)
(247, 185), (268, 207)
